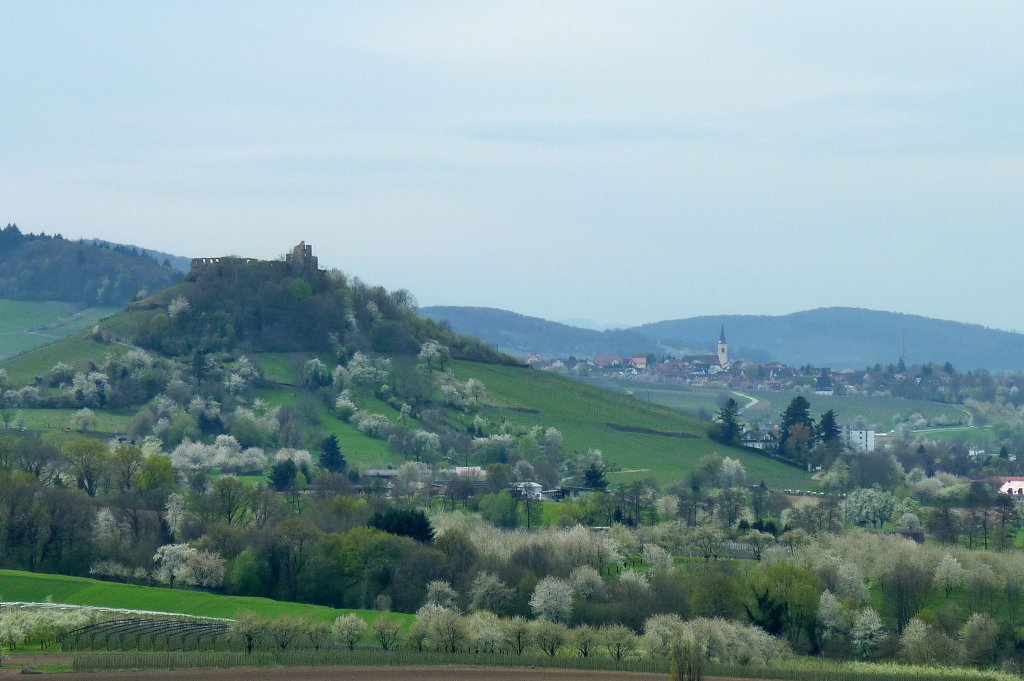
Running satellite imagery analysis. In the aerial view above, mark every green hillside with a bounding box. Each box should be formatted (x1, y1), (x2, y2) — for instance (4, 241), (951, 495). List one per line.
(0, 225), (182, 307)
(0, 336), (812, 487)
(0, 300), (117, 359)
(0, 569), (408, 624)
(0, 331), (127, 386)
(241, 352), (811, 487)
(0, 244), (812, 489)
(586, 378), (969, 432)
(446, 361), (810, 488)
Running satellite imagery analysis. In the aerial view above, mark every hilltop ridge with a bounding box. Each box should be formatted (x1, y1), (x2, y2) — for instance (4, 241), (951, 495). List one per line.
(107, 242), (511, 362)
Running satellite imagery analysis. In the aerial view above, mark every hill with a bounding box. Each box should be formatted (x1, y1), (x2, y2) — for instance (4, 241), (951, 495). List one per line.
(86, 238), (192, 273)
(419, 306), (659, 359)
(0, 224), (183, 306)
(424, 304), (1024, 370)
(0, 242), (811, 488)
(635, 307), (1024, 370)
(111, 243), (509, 361)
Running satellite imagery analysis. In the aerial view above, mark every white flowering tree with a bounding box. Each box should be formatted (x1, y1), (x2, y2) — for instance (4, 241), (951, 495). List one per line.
(850, 607), (886, 659)
(152, 543), (225, 588)
(167, 295), (191, 317)
(332, 613), (367, 650)
(933, 553), (964, 598)
(530, 576), (574, 623)
(417, 341), (449, 373)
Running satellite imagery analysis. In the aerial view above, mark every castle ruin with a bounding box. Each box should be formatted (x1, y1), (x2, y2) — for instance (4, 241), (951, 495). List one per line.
(189, 242), (319, 275)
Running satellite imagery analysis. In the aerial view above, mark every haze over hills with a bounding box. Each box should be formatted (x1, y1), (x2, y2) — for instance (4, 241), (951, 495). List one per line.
(419, 306), (660, 359)
(86, 239), (192, 273)
(421, 305), (1024, 371)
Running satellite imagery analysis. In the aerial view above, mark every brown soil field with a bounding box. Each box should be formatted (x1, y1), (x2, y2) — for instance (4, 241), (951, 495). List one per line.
(1, 665), (672, 681)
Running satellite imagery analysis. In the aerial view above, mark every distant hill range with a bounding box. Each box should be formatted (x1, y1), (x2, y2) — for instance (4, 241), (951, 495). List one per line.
(419, 306), (660, 359)
(421, 305), (1024, 371)
(0, 224), (184, 307)
(86, 239), (192, 273)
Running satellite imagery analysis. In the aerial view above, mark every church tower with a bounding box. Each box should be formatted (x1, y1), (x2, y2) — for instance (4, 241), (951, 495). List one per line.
(717, 326), (729, 367)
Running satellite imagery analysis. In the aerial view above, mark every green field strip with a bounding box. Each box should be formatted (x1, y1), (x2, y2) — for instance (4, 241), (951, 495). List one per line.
(0, 569), (411, 625)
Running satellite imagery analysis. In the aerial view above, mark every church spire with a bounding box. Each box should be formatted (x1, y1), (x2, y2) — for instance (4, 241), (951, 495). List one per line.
(717, 326), (729, 367)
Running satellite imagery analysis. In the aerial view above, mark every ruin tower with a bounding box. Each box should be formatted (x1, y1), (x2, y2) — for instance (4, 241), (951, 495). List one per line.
(717, 325), (729, 367)
(285, 241), (318, 272)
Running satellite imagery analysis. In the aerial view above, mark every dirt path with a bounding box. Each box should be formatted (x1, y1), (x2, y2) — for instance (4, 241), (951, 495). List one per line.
(731, 391), (758, 413)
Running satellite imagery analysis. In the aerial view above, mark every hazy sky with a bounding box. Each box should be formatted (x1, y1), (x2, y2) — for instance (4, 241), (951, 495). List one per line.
(3, 2), (1023, 330)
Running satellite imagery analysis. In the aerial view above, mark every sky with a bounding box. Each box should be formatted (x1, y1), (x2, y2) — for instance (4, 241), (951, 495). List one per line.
(2, 2), (1023, 331)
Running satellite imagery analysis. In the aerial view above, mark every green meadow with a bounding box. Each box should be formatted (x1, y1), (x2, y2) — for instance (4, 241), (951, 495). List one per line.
(0, 300), (117, 360)
(0, 569), (409, 625)
(448, 361), (811, 489)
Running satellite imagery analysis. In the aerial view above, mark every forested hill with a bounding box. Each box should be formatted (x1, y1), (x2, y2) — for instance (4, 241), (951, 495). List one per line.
(86, 239), (192, 273)
(419, 306), (659, 359)
(636, 307), (1024, 370)
(107, 249), (512, 362)
(421, 304), (1024, 370)
(0, 224), (183, 306)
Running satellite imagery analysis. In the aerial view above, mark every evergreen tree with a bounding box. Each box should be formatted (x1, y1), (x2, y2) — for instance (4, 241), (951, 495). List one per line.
(368, 507), (434, 543)
(712, 398), (743, 446)
(583, 462), (608, 490)
(817, 409), (841, 444)
(269, 458), (298, 491)
(319, 434), (346, 472)
(779, 396), (814, 454)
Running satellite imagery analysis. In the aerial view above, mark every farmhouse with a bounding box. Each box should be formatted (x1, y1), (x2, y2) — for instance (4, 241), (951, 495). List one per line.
(999, 480), (1024, 498)
(741, 429), (779, 450)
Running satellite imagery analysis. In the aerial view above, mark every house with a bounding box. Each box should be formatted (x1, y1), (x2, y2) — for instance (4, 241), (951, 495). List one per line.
(741, 430), (778, 450)
(629, 356), (648, 370)
(841, 427), (876, 452)
(360, 468), (401, 496)
(362, 468), (400, 480)
(593, 354), (624, 368)
(512, 481), (543, 501)
(554, 486), (605, 501)
(999, 480), (1024, 498)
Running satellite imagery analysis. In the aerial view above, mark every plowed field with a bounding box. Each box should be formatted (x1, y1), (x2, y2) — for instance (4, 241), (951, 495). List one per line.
(2, 665), (671, 681)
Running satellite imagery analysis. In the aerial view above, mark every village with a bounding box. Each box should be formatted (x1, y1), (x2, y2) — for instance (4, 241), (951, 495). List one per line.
(528, 327), (963, 402)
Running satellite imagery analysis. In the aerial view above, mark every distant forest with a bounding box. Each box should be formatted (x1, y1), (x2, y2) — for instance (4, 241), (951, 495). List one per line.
(0, 224), (183, 307)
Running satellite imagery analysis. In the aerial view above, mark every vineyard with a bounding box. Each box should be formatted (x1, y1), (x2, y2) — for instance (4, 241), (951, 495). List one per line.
(61, 617), (230, 652)
(448, 360), (812, 488)
(587, 379), (969, 432)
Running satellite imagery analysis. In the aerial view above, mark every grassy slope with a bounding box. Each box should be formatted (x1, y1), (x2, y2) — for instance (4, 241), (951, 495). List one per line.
(0, 332), (127, 386)
(587, 378), (968, 431)
(0, 300), (118, 360)
(254, 384), (400, 470)
(0, 569), (410, 624)
(741, 390), (967, 429)
(3, 338), (811, 486)
(253, 352), (403, 470)
(10, 408), (133, 434)
(448, 361), (811, 489)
